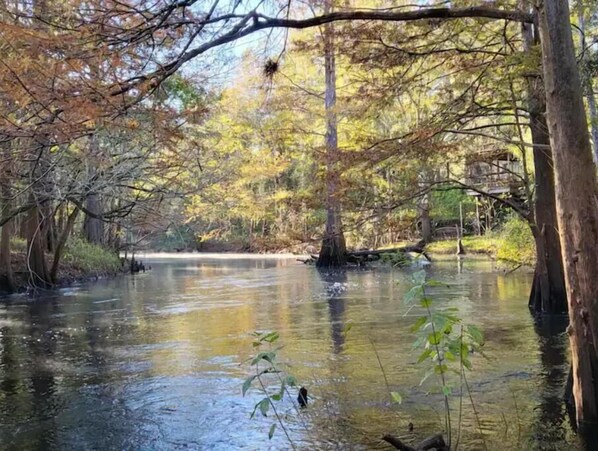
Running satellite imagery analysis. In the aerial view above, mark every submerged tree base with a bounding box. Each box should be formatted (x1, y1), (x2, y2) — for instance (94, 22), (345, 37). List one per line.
(316, 235), (347, 269)
(306, 240), (429, 268)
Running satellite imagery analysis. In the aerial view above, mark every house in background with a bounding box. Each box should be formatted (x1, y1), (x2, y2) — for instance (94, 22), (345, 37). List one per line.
(464, 149), (525, 234)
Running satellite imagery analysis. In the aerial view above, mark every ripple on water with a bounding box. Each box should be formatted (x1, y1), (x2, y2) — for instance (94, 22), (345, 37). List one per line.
(0, 257), (581, 450)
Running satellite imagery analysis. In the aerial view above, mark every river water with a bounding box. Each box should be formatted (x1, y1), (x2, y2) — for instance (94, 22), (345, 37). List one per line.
(0, 255), (578, 450)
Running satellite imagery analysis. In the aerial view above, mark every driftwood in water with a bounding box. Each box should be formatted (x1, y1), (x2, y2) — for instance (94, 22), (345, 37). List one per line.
(348, 240), (431, 263)
(298, 241), (431, 265)
(382, 433), (448, 451)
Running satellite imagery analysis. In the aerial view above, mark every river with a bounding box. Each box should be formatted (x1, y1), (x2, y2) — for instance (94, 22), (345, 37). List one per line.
(0, 255), (577, 450)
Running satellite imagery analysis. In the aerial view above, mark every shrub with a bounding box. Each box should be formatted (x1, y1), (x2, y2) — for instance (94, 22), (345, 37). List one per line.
(62, 238), (121, 275)
(426, 236), (497, 255)
(379, 251), (410, 267)
(496, 216), (536, 266)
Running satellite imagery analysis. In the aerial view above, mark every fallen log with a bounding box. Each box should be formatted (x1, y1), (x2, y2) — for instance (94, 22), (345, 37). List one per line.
(382, 433), (448, 451)
(347, 241), (431, 262)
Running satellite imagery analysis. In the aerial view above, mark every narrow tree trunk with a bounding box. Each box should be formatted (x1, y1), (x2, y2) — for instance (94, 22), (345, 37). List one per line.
(577, 5), (598, 164)
(50, 205), (80, 283)
(585, 87), (598, 164)
(419, 198), (432, 243)
(538, 0), (598, 432)
(317, 0), (346, 269)
(0, 171), (16, 292)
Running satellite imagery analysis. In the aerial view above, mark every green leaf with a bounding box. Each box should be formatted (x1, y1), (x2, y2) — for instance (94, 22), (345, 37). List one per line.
(404, 286), (423, 304)
(434, 364), (448, 375)
(271, 393), (282, 401)
(420, 297), (433, 308)
(426, 279), (448, 287)
(442, 385), (452, 397)
(428, 331), (443, 346)
(285, 375), (298, 387)
(410, 316), (427, 332)
(412, 270), (427, 285)
(390, 391), (402, 404)
(343, 320), (354, 336)
(467, 325), (484, 345)
(242, 375), (256, 396)
(251, 351), (276, 365)
(461, 343), (470, 358)
(269, 423), (276, 440)
(417, 348), (433, 364)
(262, 331), (280, 343)
(259, 398), (270, 416)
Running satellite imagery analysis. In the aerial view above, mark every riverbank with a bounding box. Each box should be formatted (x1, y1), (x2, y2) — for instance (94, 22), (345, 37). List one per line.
(0, 238), (124, 294)
(427, 233), (535, 267)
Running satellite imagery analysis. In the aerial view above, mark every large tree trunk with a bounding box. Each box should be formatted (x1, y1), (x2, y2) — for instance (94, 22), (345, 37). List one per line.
(538, 0), (598, 433)
(83, 135), (104, 245)
(317, 0), (346, 269)
(522, 20), (567, 314)
(25, 198), (51, 288)
(83, 192), (103, 245)
(26, 139), (52, 288)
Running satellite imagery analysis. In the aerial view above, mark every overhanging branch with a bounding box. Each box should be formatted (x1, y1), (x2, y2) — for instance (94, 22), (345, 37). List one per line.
(112, 6), (533, 96)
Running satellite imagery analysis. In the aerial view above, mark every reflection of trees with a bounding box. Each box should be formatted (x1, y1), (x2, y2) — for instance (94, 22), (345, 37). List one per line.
(318, 270), (347, 355)
(27, 300), (60, 449)
(531, 315), (570, 446)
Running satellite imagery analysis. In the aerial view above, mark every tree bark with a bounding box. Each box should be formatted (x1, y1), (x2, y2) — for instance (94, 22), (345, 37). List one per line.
(418, 194), (432, 243)
(317, 0), (347, 269)
(538, 0), (598, 432)
(83, 192), (104, 245)
(520, 13), (567, 314)
(25, 138), (52, 288)
(83, 135), (104, 245)
(0, 141), (16, 292)
(25, 197), (51, 288)
(577, 4), (598, 164)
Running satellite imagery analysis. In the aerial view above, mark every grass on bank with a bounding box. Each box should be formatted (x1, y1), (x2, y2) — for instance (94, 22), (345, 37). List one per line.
(6, 236), (122, 283)
(61, 238), (122, 275)
(424, 216), (536, 267)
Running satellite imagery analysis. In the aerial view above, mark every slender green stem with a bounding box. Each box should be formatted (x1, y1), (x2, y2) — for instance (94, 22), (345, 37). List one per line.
(256, 362), (296, 450)
(455, 325), (464, 450)
(462, 367), (487, 451)
(422, 282), (451, 447)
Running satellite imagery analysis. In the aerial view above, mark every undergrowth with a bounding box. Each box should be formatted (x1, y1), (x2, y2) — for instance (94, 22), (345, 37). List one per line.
(62, 238), (121, 275)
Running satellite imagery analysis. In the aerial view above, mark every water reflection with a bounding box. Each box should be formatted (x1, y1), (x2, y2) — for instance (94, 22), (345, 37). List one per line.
(318, 270), (348, 355)
(530, 315), (571, 448)
(0, 257), (582, 449)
